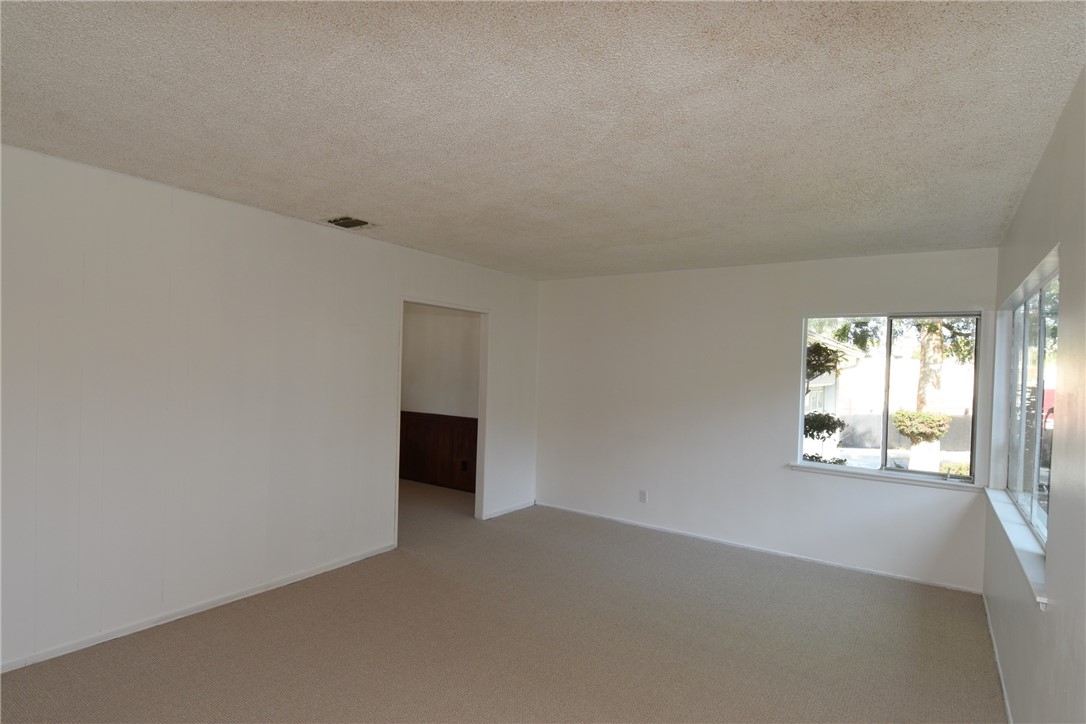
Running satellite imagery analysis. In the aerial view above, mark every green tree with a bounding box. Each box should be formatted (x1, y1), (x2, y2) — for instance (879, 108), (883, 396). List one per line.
(803, 345), (847, 465)
(805, 342), (845, 395)
(832, 317), (974, 412)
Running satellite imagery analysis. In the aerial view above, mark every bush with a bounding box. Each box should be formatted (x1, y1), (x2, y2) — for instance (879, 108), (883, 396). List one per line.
(804, 411), (846, 442)
(892, 410), (951, 445)
(940, 462), (971, 477)
(803, 453), (847, 465)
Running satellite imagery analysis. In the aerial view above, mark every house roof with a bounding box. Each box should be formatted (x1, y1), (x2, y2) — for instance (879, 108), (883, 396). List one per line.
(2, 1), (1083, 279)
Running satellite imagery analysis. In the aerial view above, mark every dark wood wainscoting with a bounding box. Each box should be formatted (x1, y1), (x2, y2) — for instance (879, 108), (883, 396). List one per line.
(399, 411), (478, 493)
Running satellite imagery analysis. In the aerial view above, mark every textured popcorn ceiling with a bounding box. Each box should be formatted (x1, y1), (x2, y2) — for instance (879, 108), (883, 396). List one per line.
(2, 2), (1084, 279)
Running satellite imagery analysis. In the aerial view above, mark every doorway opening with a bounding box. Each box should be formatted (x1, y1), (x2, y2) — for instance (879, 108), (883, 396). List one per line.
(396, 301), (488, 541)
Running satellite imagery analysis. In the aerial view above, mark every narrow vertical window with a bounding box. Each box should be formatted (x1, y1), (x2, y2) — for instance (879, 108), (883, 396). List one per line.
(1008, 276), (1058, 542)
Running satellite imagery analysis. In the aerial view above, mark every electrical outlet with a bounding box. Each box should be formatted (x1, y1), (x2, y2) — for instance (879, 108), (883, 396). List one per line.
(638, 490), (647, 503)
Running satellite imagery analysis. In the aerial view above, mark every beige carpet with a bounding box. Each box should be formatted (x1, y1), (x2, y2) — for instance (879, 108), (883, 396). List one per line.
(2, 481), (1006, 723)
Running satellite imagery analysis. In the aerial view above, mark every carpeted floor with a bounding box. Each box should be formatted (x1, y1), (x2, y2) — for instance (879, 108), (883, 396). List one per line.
(2, 480), (1007, 723)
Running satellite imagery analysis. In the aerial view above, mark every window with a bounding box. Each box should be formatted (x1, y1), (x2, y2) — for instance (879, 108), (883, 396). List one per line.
(1008, 276), (1058, 543)
(802, 315), (979, 480)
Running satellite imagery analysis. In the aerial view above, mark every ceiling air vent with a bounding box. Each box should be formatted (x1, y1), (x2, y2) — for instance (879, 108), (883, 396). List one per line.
(327, 216), (371, 229)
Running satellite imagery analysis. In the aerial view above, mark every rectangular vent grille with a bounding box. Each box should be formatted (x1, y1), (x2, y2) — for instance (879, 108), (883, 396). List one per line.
(327, 216), (370, 229)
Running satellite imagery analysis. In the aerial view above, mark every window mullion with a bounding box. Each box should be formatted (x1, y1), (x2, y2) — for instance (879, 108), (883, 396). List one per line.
(1030, 301), (1047, 524)
(1014, 311), (1029, 504)
(881, 317), (892, 472)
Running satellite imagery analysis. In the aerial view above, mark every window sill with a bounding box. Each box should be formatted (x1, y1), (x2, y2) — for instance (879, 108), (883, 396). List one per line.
(789, 462), (985, 493)
(985, 489), (1048, 610)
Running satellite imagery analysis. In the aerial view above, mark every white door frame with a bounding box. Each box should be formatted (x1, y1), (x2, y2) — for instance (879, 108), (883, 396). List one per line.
(394, 298), (490, 543)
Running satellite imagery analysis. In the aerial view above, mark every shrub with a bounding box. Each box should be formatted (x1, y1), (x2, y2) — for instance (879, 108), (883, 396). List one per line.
(803, 453), (847, 465)
(940, 462), (971, 477)
(892, 410), (951, 445)
(804, 411), (846, 442)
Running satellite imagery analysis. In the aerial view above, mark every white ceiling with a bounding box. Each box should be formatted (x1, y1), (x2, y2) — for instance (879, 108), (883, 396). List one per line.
(2, 2), (1083, 280)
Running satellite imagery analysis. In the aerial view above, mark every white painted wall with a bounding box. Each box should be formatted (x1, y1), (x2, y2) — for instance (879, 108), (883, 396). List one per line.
(536, 248), (998, 591)
(986, 70), (1085, 724)
(401, 303), (480, 418)
(0, 145), (539, 669)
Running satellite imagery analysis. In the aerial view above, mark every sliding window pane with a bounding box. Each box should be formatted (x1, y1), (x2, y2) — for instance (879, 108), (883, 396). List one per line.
(804, 317), (886, 468)
(1035, 279), (1059, 539)
(1008, 306), (1027, 510)
(1021, 295), (1042, 522)
(886, 317), (977, 476)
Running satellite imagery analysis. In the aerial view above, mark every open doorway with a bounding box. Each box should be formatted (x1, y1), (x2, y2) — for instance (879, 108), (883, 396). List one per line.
(396, 301), (488, 539)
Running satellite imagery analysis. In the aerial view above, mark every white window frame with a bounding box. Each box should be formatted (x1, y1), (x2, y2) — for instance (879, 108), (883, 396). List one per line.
(797, 313), (982, 484)
(1005, 271), (1058, 546)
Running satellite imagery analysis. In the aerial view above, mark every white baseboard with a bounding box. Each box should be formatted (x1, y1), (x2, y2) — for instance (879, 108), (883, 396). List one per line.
(482, 499), (536, 520)
(537, 501), (982, 594)
(983, 594), (1015, 723)
(1, 543), (397, 673)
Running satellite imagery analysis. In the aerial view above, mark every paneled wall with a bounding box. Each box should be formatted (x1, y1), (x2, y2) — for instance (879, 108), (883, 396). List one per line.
(399, 412), (479, 492)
